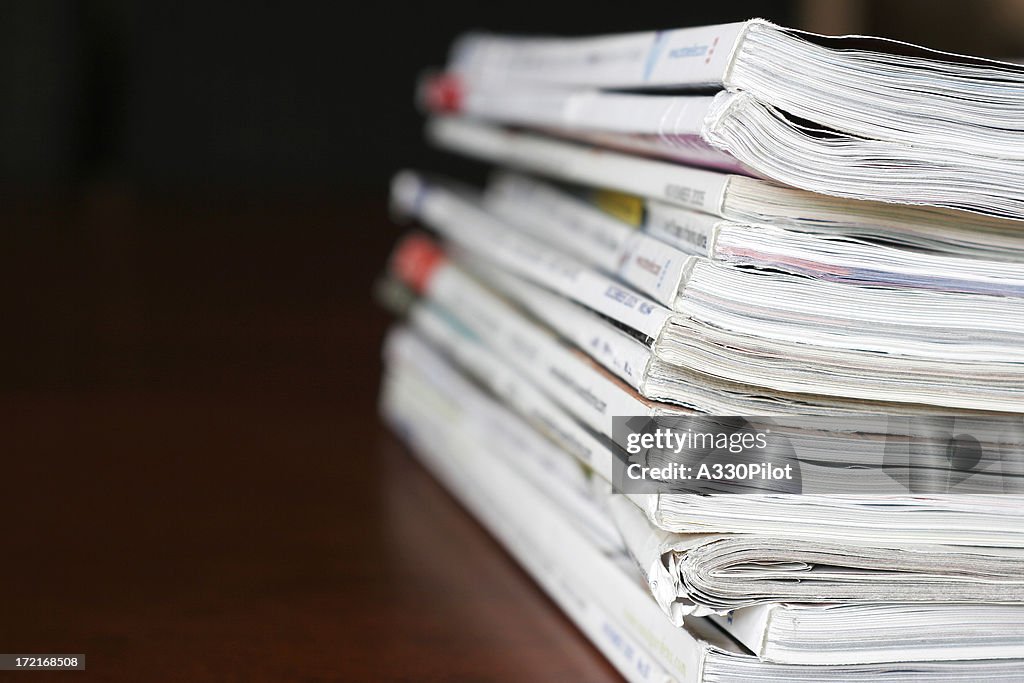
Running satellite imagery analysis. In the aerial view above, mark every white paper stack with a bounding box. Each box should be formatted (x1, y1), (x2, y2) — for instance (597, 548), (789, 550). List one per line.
(380, 320), (1024, 680)
(436, 20), (1024, 218)
(378, 17), (1024, 682)
(391, 170), (1024, 412)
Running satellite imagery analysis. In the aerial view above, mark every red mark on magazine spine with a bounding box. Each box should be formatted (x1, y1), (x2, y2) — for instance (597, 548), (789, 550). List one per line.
(392, 235), (445, 293)
(423, 73), (464, 113)
(705, 37), (719, 64)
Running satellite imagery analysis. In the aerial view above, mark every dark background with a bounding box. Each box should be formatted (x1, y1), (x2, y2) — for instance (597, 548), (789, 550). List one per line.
(1, 1), (796, 190)
(3, 2), (1022, 681)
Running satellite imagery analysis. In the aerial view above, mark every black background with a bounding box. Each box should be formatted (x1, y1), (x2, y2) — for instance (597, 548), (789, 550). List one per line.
(2, 1), (794, 190)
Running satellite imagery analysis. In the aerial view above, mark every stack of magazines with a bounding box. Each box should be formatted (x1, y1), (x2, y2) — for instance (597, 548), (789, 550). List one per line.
(377, 19), (1024, 682)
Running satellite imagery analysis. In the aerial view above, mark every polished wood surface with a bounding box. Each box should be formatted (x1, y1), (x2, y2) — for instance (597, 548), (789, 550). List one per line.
(2, 191), (622, 681)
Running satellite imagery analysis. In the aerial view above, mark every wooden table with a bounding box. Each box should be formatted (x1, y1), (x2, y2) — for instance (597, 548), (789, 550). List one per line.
(1, 191), (622, 681)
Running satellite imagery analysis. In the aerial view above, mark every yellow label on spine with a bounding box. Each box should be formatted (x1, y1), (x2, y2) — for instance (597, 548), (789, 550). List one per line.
(591, 189), (645, 227)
